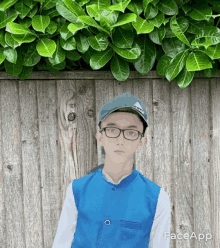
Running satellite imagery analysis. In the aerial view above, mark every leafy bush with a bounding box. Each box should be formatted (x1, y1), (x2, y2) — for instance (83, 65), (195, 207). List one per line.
(0, 0), (220, 88)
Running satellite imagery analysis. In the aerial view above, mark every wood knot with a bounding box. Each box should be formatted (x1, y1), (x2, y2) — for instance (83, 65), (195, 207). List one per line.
(78, 86), (87, 95)
(7, 165), (13, 170)
(87, 109), (94, 118)
(68, 112), (76, 121)
(153, 101), (158, 106)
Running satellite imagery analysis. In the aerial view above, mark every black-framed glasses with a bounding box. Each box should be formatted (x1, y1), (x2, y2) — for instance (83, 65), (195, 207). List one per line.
(100, 127), (143, 141)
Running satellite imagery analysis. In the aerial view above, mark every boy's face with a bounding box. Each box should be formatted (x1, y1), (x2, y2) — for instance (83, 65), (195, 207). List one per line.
(96, 112), (147, 164)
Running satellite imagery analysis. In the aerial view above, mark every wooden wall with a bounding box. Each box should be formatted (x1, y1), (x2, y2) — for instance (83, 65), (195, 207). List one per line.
(0, 71), (219, 248)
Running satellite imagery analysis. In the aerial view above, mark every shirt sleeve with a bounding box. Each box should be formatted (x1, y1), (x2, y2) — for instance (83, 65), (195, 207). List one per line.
(148, 188), (171, 248)
(52, 182), (78, 248)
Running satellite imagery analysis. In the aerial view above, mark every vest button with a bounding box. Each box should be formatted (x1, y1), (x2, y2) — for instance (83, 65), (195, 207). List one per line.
(112, 187), (116, 191)
(104, 219), (111, 225)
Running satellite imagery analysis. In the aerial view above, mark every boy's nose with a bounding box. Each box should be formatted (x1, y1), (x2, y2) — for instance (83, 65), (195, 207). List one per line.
(116, 131), (125, 143)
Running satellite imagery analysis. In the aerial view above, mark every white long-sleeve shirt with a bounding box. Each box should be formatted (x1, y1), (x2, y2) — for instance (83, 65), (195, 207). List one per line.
(52, 169), (171, 248)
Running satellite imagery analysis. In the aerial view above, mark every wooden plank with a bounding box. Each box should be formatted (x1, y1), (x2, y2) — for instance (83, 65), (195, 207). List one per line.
(152, 79), (173, 245)
(37, 80), (60, 247)
(57, 80), (77, 205)
(191, 79), (212, 248)
(75, 80), (97, 177)
(170, 80), (193, 248)
(95, 81), (115, 165)
(133, 79), (154, 181)
(19, 80), (43, 247)
(0, 80), (25, 248)
(0, 70), (219, 80)
(210, 78), (220, 248)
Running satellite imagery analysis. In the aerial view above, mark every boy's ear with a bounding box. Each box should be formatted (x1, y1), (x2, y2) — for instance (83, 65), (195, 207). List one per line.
(96, 132), (104, 146)
(136, 137), (147, 150)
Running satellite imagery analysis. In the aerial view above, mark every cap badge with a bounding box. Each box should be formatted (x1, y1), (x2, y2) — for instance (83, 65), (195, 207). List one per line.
(133, 101), (144, 114)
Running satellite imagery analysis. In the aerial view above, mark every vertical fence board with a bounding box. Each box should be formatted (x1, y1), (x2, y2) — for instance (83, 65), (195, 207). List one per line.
(171, 80), (193, 248)
(75, 80), (97, 176)
(37, 80), (59, 247)
(191, 79), (212, 248)
(19, 81), (43, 247)
(133, 79), (154, 181)
(152, 79), (173, 245)
(210, 78), (220, 248)
(95, 81), (115, 165)
(57, 80), (77, 205)
(0, 81), (25, 248)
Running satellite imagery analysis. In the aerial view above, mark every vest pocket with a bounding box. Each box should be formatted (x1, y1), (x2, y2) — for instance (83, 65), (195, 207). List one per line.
(119, 220), (142, 230)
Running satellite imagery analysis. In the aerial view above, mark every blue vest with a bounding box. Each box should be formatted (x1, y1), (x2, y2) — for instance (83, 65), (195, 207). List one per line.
(71, 164), (161, 248)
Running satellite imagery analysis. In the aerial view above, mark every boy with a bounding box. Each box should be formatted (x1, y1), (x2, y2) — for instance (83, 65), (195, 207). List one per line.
(52, 92), (170, 248)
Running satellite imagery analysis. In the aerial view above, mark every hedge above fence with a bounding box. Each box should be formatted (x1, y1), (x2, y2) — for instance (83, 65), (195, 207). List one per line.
(0, 0), (220, 89)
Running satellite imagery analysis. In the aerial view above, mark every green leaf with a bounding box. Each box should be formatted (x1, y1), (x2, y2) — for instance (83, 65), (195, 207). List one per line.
(77, 15), (110, 35)
(3, 47), (17, 64)
(0, 30), (7, 48)
(127, 0), (143, 16)
(132, 15), (154, 34)
(143, 0), (154, 13)
(6, 21), (37, 36)
(157, 0), (178, 15)
(111, 13), (137, 28)
(18, 17), (32, 28)
(204, 60), (218, 77)
(43, 0), (56, 10)
(86, 4), (102, 21)
(48, 40), (66, 65)
(60, 22), (73, 40)
(4, 56), (23, 76)
(27, 4), (38, 18)
(19, 66), (33, 79)
(188, 3), (212, 21)
(165, 49), (189, 81)
(134, 36), (156, 74)
(191, 26), (220, 49)
(0, 48), (6, 64)
(62, 0), (85, 16)
(206, 43), (220, 59)
(186, 51), (212, 71)
(23, 0), (37, 9)
(107, 0), (131, 12)
(60, 36), (76, 50)
(66, 50), (81, 61)
(90, 46), (113, 69)
(87, 33), (109, 51)
(170, 15), (190, 47)
(74, 33), (89, 53)
(23, 42), (41, 66)
(0, 0), (19, 12)
(110, 55), (130, 81)
(148, 11), (164, 28)
(45, 21), (57, 34)
(176, 66), (195, 89)
(5, 32), (21, 49)
(0, 9), (19, 29)
(149, 25), (165, 45)
(67, 22), (87, 34)
(112, 27), (134, 49)
(32, 15), (50, 33)
(11, 33), (36, 44)
(156, 54), (173, 76)
(162, 37), (186, 58)
(113, 42), (141, 59)
(36, 38), (56, 57)
(56, 1), (78, 23)
(14, 0), (31, 19)
(145, 3), (158, 20)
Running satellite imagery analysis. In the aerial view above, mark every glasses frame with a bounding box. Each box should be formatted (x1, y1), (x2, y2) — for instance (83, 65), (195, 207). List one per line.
(99, 127), (143, 141)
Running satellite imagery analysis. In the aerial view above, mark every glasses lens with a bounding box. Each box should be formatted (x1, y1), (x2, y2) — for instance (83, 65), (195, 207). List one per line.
(124, 130), (139, 140)
(105, 127), (120, 137)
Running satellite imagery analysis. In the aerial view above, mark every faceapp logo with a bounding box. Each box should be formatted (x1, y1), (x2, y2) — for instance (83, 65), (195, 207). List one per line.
(133, 101), (144, 114)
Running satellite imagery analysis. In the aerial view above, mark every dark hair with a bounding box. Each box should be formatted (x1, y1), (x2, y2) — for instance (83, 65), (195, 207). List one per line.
(98, 108), (148, 156)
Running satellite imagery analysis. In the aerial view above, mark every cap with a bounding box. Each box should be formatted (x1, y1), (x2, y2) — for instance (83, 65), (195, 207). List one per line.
(99, 92), (148, 128)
